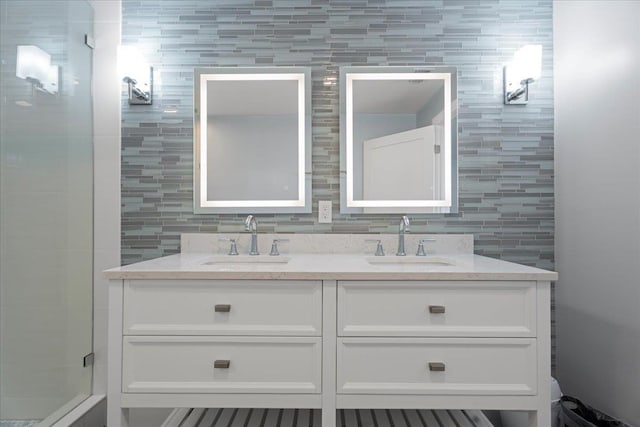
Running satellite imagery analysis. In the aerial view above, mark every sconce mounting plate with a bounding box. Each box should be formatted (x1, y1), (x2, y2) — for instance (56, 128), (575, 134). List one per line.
(503, 65), (528, 105)
(125, 66), (153, 105)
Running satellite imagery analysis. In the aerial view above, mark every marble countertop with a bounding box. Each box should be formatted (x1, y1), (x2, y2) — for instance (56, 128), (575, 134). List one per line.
(104, 252), (557, 281)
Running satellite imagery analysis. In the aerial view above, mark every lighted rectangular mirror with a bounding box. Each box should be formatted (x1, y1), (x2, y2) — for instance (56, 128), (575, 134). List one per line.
(194, 67), (311, 214)
(340, 66), (458, 214)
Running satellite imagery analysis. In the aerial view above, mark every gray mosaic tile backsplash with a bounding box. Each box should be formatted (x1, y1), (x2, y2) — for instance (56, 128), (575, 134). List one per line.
(121, 0), (554, 269)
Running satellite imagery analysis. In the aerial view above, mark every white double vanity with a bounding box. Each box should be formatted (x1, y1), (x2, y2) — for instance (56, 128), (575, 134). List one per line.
(105, 233), (556, 427)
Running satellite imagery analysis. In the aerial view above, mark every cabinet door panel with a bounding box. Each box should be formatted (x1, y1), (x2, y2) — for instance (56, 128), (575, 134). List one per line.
(338, 281), (536, 337)
(124, 280), (322, 336)
(123, 336), (321, 394)
(337, 337), (536, 395)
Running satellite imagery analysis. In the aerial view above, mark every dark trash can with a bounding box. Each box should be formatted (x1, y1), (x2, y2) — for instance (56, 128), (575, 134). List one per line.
(560, 396), (626, 427)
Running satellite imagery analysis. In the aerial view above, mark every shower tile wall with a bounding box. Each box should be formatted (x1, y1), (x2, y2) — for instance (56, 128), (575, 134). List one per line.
(121, 0), (554, 268)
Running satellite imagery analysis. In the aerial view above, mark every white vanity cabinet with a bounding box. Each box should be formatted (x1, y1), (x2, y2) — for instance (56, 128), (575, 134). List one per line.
(106, 250), (554, 427)
(108, 279), (325, 427)
(335, 279), (551, 427)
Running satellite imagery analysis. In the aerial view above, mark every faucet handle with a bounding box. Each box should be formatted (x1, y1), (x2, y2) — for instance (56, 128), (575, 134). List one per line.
(219, 238), (239, 256)
(244, 214), (257, 231)
(416, 238), (436, 256)
(269, 239), (289, 256)
(366, 239), (385, 256)
(401, 215), (410, 232)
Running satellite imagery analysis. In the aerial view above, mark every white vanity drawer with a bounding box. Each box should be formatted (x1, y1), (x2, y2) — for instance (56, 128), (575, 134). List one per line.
(123, 336), (322, 394)
(338, 281), (536, 337)
(337, 337), (536, 395)
(123, 280), (322, 336)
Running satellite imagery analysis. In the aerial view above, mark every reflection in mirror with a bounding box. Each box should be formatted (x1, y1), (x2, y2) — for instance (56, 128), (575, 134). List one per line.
(194, 67), (311, 213)
(340, 66), (458, 214)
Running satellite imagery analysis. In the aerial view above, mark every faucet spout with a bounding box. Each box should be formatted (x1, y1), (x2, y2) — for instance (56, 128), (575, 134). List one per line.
(396, 215), (410, 256)
(244, 215), (259, 255)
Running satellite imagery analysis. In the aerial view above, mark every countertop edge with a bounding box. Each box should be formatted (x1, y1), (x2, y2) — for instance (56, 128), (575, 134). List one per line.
(104, 271), (558, 281)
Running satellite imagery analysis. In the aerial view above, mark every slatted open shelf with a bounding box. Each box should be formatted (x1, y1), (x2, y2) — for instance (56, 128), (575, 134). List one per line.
(162, 408), (493, 427)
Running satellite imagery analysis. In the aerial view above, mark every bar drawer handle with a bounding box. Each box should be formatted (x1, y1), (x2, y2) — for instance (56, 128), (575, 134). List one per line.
(214, 360), (230, 369)
(429, 305), (445, 314)
(215, 304), (231, 313)
(428, 362), (445, 372)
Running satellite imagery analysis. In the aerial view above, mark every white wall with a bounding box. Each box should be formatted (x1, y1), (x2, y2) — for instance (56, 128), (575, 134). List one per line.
(554, 1), (640, 425)
(91, 4), (174, 425)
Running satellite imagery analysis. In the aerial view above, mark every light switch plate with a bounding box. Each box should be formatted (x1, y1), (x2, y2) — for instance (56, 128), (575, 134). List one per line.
(318, 200), (332, 223)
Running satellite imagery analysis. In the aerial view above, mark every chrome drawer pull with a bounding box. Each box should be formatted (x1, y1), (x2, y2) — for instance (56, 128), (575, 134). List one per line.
(428, 362), (445, 372)
(429, 305), (446, 314)
(214, 360), (230, 369)
(214, 304), (231, 313)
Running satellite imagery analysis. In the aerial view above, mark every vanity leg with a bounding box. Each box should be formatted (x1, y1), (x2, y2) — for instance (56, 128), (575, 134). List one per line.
(108, 280), (127, 427)
(533, 281), (552, 427)
(321, 407), (336, 427)
(107, 407), (129, 427)
(529, 405), (551, 427)
(322, 281), (337, 427)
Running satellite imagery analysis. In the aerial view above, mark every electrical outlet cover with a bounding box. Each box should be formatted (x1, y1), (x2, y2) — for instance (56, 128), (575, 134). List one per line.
(318, 200), (332, 223)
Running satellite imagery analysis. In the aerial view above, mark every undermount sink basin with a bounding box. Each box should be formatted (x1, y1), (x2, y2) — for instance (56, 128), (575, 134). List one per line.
(366, 256), (455, 266)
(203, 255), (291, 265)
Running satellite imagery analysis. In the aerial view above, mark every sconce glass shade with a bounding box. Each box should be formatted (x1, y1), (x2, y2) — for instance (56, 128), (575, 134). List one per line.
(16, 45), (59, 94)
(16, 45), (50, 81)
(504, 44), (542, 104)
(118, 45), (152, 104)
(512, 44), (542, 82)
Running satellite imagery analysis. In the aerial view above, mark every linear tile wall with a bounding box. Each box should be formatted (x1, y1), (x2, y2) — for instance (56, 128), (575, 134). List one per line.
(121, 0), (554, 268)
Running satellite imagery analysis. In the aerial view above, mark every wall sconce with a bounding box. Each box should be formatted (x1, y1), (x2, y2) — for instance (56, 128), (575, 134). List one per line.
(503, 44), (542, 105)
(16, 45), (59, 95)
(118, 45), (153, 105)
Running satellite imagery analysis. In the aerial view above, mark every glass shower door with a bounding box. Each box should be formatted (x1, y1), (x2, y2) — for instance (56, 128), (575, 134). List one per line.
(0, 1), (94, 424)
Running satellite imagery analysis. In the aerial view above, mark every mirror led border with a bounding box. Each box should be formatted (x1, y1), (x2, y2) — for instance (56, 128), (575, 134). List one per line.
(347, 73), (451, 208)
(194, 68), (311, 214)
(340, 67), (458, 214)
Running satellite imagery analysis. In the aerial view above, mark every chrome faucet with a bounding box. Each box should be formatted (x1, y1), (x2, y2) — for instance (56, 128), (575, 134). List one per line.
(244, 215), (259, 255)
(396, 215), (410, 256)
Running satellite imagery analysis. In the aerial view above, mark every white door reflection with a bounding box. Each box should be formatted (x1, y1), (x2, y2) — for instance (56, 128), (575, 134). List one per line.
(341, 67), (457, 214)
